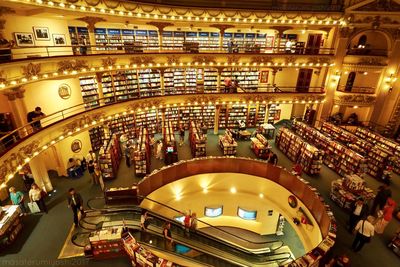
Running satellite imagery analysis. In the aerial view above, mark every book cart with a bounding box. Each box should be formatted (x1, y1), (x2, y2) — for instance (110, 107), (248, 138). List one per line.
(219, 129), (237, 155)
(122, 232), (175, 267)
(163, 121), (178, 165)
(250, 133), (271, 159)
(133, 128), (151, 177)
(276, 127), (324, 175)
(330, 174), (375, 210)
(189, 121), (206, 157)
(98, 134), (122, 180)
(85, 228), (125, 259)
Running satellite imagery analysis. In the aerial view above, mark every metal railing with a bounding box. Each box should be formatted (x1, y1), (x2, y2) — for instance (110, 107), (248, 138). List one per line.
(0, 44), (335, 62)
(346, 48), (388, 56)
(336, 85), (376, 94)
(0, 89), (325, 155)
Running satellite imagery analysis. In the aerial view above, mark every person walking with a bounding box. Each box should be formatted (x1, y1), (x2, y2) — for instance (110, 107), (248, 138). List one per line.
(124, 145), (132, 167)
(87, 160), (99, 185)
(156, 140), (164, 160)
(29, 183), (47, 213)
(67, 188), (84, 227)
(9, 187), (27, 215)
(370, 183), (392, 215)
(351, 215), (375, 252)
(179, 125), (185, 146)
(268, 151), (278, 166)
(375, 198), (396, 234)
(348, 198), (368, 232)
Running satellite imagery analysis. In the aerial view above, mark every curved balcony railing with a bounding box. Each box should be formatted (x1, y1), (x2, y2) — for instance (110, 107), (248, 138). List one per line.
(336, 85), (376, 94)
(0, 44), (335, 62)
(346, 48), (388, 56)
(126, 0), (343, 11)
(0, 90), (325, 156)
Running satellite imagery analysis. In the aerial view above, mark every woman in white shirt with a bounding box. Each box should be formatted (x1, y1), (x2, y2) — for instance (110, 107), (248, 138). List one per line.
(29, 183), (47, 213)
(351, 215), (375, 252)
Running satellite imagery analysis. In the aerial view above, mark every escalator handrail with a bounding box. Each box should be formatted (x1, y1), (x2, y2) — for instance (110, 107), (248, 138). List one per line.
(85, 196), (284, 252)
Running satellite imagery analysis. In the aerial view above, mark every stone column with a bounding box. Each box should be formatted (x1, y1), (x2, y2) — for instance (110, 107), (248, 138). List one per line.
(29, 155), (53, 192)
(3, 87), (29, 137)
(77, 16), (106, 55)
(214, 105), (220, 135)
(146, 22), (174, 49)
(271, 68), (279, 87)
(159, 68), (165, 95)
(209, 24), (235, 51)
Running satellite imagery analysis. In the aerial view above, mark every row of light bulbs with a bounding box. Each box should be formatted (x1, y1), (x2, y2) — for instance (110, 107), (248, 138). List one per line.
(4, 97), (324, 183)
(29, 0), (343, 25)
(0, 62), (334, 89)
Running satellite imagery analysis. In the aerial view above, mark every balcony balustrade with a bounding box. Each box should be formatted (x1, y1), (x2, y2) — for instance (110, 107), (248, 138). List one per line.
(336, 85), (376, 94)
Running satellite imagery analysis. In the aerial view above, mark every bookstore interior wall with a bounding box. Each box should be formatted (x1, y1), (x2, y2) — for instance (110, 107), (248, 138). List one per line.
(142, 173), (322, 250)
(23, 78), (85, 118)
(3, 14), (73, 58)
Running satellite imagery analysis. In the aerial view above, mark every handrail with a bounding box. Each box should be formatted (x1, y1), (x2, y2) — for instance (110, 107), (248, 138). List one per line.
(336, 85), (376, 94)
(0, 90), (325, 156)
(346, 48), (388, 56)
(0, 44), (335, 62)
(85, 196), (283, 250)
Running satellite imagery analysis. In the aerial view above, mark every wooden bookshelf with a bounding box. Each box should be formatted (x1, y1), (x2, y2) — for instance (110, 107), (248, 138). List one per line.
(133, 127), (151, 176)
(189, 121), (206, 157)
(220, 68), (259, 92)
(138, 69), (161, 97)
(89, 126), (105, 152)
(98, 135), (121, 180)
(79, 76), (100, 109)
(163, 121), (178, 165)
(251, 133), (270, 159)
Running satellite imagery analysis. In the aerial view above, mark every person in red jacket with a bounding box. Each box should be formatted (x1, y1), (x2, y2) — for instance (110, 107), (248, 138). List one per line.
(375, 198), (396, 234)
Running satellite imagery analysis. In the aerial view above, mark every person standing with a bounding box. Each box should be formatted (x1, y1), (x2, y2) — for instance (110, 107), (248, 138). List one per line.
(27, 107), (45, 131)
(268, 151), (278, 166)
(351, 215), (375, 252)
(370, 183), (392, 215)
(179, 125), (185, 146)
(190, 212), (198, 231)
(163, 222), (174, 250)
(291, 162), (303, 176)
(183, 212), (191, 236)
(9, 187), (27, 215)
(20, 169), (34, 192)
(375, 198), (396, 234)
(348, 198), (368, 232)
(124, 145), (132, 167)
(67, 188), (84, 227)
(156, 140), (164, 160)
(29, 183), (47, 213)
(140, 210), (151, 231)
(87, 160), (99, 185)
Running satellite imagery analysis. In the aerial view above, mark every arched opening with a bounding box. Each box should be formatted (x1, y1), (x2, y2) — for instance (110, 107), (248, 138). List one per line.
(348, 31), (389, 56)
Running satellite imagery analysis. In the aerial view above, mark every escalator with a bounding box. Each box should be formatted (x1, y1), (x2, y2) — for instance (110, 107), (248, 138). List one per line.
(71, 197), (294, 266)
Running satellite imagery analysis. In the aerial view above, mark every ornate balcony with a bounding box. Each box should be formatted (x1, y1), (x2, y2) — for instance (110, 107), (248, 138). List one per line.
(336, 85), (375, 94)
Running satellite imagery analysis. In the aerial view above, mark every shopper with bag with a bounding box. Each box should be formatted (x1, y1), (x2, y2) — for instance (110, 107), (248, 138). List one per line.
(351, 215), (375, 252)
(67, 188), (84, 227)
(375, 198), (396, 234)
(29, 183), (47, 213)
(348, 198), (368, 233)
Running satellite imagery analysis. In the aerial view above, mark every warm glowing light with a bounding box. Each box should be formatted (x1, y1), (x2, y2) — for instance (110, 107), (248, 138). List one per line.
(230, 187), (237, 194)
(259, 193), (264, 198)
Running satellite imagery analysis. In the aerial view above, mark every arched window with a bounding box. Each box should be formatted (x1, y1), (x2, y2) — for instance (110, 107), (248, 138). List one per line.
(357, 35), (367, 48)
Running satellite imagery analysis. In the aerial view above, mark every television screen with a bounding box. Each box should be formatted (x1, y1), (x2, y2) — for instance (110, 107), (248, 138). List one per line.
(204, 206), (223, 217)
(238, 207), (257, 220)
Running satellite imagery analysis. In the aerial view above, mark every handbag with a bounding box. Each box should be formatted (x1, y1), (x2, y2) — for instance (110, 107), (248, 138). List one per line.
(28, 202), (41, 213)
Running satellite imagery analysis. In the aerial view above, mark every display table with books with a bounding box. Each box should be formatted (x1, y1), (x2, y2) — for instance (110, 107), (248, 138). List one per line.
(330, 174), (375, 210)
(0, 205), (23, 248)
(219, 129), (237, 155)
(250, 133), (271, 159)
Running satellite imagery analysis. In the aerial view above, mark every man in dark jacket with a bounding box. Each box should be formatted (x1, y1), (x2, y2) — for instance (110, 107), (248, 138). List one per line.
(349, 198), (368, 232)
(67, 188), (84, 227)
(370, 183), (392, 215)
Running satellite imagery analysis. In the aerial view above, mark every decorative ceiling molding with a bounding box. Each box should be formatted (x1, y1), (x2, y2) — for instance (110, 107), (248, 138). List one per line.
(57, 59), (89, 72)
(334, 93), (376, 106)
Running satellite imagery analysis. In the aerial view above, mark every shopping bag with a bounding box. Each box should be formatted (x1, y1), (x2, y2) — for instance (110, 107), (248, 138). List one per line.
(28, 202), (41, 214)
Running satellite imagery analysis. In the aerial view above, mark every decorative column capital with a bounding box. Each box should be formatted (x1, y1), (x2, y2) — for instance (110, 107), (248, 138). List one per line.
(270, 26), (293, 35)
(209, 24), (234, 35)
(146, 22), (174, 33)
(77, 16), (106, 32)
(3, 87), (25, 100)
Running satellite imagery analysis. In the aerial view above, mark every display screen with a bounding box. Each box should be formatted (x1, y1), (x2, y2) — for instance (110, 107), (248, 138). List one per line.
(204, 206), (223, 217)
(238, 207), (257, 220)
(174, 216), (185, 223)
(167, 147), (174, 153)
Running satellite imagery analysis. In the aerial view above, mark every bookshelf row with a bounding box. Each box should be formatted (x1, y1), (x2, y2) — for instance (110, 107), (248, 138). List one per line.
(98, 135), (122, 180)
(133, 127), (151, 176)
(276, 127), (324, 175)
(292, 121), (367, 176)
(68, 27), (278, 50)
(189, 121), (207, 157)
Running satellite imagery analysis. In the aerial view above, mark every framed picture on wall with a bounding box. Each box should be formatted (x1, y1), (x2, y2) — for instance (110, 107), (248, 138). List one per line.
(52, 34), (66, 46)
(14, 32), (35, 47)
(259, 70), (269, 83)
(33, 27), (50, 40)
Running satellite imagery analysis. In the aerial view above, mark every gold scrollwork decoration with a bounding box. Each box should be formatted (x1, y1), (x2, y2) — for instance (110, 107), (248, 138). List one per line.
(21, 63), (41, 79)
(102, 57), (117, 68)
(58, 59), (89, 72)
